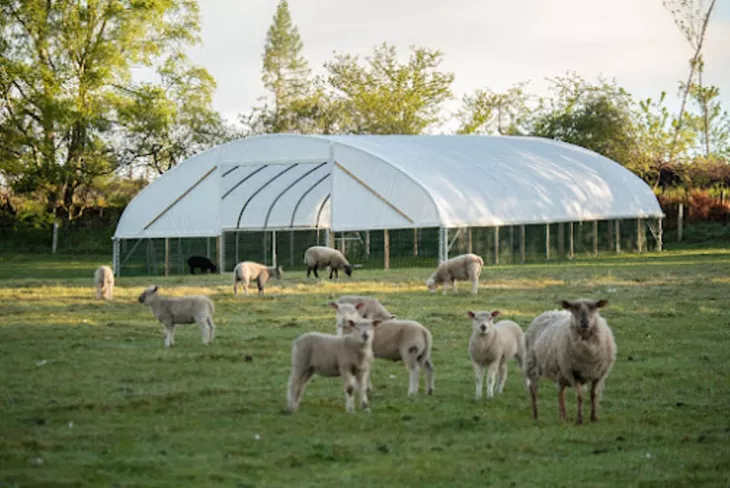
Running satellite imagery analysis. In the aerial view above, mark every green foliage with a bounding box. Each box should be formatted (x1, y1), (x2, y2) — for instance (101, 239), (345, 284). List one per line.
(1, 251), (730, 486)
(457, 82), (532, 135)
(325, 43), (455, 134)
(0, 0), (224, 221)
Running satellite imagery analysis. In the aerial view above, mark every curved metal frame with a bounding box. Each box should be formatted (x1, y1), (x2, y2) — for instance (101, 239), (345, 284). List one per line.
(236, 164), (299, 228)
(221, 165), (268, 201)
(289, 173), (331, 227)
(263, 162), (328, 229)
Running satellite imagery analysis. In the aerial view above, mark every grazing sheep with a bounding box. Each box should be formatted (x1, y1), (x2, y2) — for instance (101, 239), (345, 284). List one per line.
(304, 246), (353, 279)
(286, 316), (380, 414)
(233, 261), (282, 296)
(94, 265), (114, 300)
(137, 285), (216, 348)
(187, 255), (217, 275)
(329, 301), (435, 396)
(467, 310), (526, 400)
(334, 295), (396, 321)
(525, 299), (617, 424)
(426, 253), (484, 295)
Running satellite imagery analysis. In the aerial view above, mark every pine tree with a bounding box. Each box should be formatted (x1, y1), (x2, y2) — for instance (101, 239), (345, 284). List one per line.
(260, 0), (310, 133)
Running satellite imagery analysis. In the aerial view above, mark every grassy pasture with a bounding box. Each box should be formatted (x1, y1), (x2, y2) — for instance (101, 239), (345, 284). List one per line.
(0, 250), (729, 487)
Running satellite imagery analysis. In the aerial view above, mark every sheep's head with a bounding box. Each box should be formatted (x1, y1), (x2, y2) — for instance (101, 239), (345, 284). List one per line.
(138, 285), (159, 304)
(340, 316), (381, 345)
(425, 276), (437, 293)
(561, 299), (608, 339)
(343, 264), (353, 277)
(272, 266), (283, 279)
(328, 301), (361, 336)
(467, 310), (501, 336)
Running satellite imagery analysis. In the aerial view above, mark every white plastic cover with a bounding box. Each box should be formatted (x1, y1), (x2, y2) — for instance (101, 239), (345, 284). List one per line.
(114, 134), (663, 239)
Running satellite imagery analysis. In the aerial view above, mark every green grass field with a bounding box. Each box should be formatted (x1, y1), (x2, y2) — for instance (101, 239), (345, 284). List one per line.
(1, 250), (729, 487)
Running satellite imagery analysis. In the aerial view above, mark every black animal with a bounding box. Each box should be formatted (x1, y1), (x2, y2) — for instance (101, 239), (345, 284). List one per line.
(187, 255), (218, 274)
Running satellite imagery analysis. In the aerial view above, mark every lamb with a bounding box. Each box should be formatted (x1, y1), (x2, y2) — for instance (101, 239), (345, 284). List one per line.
(467, 310), (526, 400)
(426, 253), (484, 295)
(524, 299), (617, 424)
(329, 301), (435, 396)
(137, 285), (216, 348)
(233, 261), (282, 296)
(93, 265), (114, 300)
(304, 246), (353, 279)
(334, 295), (396, 321)
(187, 255), (217, 274)
(286, 316), (379, 414)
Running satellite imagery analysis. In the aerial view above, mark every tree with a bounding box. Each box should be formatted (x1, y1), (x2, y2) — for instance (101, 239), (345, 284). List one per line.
(325, 43), (455, 134)
(456, 82), (532, 135)
(241, 0), (311, 134)
(689, 82), (730, 159)
(117, 52), (235, 175)
(662, 0), (718, 162)
(0, 0), (205, 221)
(531, 73), (637, 166)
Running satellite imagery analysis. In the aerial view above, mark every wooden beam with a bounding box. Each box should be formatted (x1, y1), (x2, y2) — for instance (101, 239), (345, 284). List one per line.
(144, 166), (217, 231)
(334, 162), (413, 224)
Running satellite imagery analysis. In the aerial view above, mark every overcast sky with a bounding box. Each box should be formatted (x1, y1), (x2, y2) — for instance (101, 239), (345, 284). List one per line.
(186, 0), (730, 130)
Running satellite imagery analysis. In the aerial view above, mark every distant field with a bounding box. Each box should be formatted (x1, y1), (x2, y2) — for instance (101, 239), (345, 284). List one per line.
(1, 249), (729, 487)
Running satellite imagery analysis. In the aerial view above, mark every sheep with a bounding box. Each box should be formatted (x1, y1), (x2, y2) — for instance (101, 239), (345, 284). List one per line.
(286, 316), (380, 414)
(137, 285), (216, 348)
(467, 310), (526, 400)
(233, 261), (282, 296)
(93, 265), (114, 300)
(524, 299), (617, 425)
(304, 246), (353, 279)
(187, 255), (217, 274)
(334, 295), (396, 322)
(329, 301), (435, 396)
(426, 253), (484, 295)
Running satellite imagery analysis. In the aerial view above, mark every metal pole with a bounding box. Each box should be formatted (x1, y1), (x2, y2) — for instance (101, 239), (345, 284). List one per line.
(657, 217), (663, 252)
(519, 225), (526, 264)
(592, 221), (598, 257)
(384, 229), (390, 270)
(206, 237), (211, 259)
(467, 227), (472, 254)
(164, 238), (170, 277)
(569, 222), (574, 259)
(272, 230), (277, 267)
(217, 234), (224, 273)
(637, 218), (644, 253)
(615, 220), (621, 254)
(545, 224), (550, 261)
(414, 228), (419, 257)
(365, 230), (371, 257)
(439, 226), (447, 263)
(112, 238), (120, 277)
(494, 226), (500, 265)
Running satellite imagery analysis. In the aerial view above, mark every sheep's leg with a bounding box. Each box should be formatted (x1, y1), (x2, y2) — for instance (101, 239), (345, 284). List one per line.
(243, 280), (249, 297)
(196, 318), (211, 345)
(287, 368), (314, 413)
(207, 318), (216, 343)
(312, 265), (319, 279)
(424, 359), (435, 395)
(452, 280), (458, 293)
(306, 267), (311, 278)
(329, 267), (334, 280)
(407, 365), (420, 396)
(497, 361), (508, 394)
(575, 382), (584, 425)
(530, 380), (539, 420)
(486, 362), (499, 398)
(233, 280), (238, 296)
(163, 321), (175, 348)
(96, 286), (102, 300)
(473, 362), (486, 400)
(257, 278), (264, 296)
(471, 277), (478, 295)
(356, 369), (371, 413)
(108, 286), (113, 300)
(558, 384), (567, 421)
(341, 369), (357, 413)
(590, 381), (600, 422)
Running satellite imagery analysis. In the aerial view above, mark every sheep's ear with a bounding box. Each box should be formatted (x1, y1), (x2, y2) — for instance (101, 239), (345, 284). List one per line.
(372, 320), (382, 328)
(355, 302), (365, 310)
(327, 301), (339, 310)
(594, 299), (608, 309)
(466, 311), (476, 319)
(389, 314), (397, 320)
(559, 300), (573, 310)
(347, 320), (355, 328)
(153, 286), (159, 293)
(491, 310), (501, 318)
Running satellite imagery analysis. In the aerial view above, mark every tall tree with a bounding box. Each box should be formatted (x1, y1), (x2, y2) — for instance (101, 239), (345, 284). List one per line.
(0, 0), (205, 221)
(662, 0), (717, 162)
(325, 43), (454, 134)
(242, 0), (311, 134)
(456, 82), (532, 135)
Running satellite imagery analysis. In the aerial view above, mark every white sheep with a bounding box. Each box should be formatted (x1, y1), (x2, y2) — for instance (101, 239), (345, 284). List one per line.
(94, 265), (114, 300)
(286, 316), (380, 414)
(426, 253), (484, 295)
(467, 310), (526, 400)
(137, 285), (216, 348)
(334, 295), (396, 322)
(304, 246), (353, 279)
(233, 261), (282, 296)
(329, 301), (435, 396)
(525, 299), (617, 424)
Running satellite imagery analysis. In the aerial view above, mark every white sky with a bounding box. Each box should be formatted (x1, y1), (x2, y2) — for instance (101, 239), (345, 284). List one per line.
(187, 0), (730, 131)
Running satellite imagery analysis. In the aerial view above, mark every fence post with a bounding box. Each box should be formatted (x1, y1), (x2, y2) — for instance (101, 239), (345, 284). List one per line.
(413, 228), (419, 256)
(678, 203), (684, 242)
(657, 217), (663, 252)
(494, 226), (500, 265)
(615, 220), (621, 254)
(438, 226), (447, 263)
(467, 227), (472, 254)
(206, 237), (211, 259)
(519, 225), (526, 264)
(112, 238), (120, 277)
(568, 222), (574, 259)
(592, 221), (598, 257)
(52, 221), (59, 254)
(384, 229), (390, 270)
(217, 234), (224, 273)
(365, 231), (370, 257)
(272, 230), (277, 268)
(164, 238), (170, 277)
(545, 224), (550, 261)
(637, 218), (644, 253)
